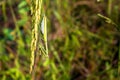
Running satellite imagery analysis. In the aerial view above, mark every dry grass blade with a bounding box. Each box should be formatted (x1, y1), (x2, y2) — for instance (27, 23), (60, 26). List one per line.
(30, 0), (42, 74)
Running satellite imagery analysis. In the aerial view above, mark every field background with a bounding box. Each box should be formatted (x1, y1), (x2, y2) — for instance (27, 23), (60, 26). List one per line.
(0, 0), (119, 80)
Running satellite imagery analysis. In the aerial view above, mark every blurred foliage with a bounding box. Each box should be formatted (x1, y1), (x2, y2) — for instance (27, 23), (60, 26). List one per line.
(0, 0), (119, 80)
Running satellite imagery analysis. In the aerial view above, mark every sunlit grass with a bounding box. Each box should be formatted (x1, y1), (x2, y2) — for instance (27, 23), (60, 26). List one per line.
(0, 0), (119, 80)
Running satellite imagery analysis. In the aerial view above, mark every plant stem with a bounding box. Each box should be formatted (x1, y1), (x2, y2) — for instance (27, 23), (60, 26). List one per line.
(108, 0), (112, 16)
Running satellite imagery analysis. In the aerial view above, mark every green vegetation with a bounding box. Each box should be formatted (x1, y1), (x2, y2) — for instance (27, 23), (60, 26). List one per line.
(0, 0), (119, 80)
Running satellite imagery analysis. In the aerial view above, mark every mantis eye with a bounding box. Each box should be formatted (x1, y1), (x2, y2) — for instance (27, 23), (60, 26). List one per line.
(41, 16), (44, 34)
(40, 15), (47, 42)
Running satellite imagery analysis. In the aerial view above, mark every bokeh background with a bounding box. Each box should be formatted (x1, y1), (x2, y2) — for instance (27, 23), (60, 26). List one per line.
(0, 0), (119, 80)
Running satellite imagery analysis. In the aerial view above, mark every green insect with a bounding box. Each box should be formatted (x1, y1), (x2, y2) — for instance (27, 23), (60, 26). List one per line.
(40, 15), (48, 57)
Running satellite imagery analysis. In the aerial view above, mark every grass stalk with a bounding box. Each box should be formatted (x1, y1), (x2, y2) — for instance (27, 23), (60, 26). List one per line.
(108, 0), (112, 16)
(30, 0), (42, 74)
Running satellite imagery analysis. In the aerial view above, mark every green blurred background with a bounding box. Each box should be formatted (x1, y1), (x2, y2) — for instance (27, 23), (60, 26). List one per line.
(0, 0), (119, 80)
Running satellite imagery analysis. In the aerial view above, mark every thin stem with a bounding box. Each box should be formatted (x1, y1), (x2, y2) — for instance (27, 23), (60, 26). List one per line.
(108, 0), (112, 16)
(118, 38), (120, 80)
